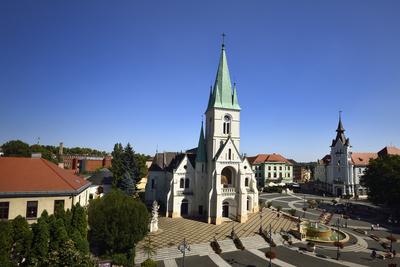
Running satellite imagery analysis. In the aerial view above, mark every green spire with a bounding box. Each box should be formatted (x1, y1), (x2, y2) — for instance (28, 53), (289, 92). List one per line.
(207, 45), (240, 111)
(195, 122), (206, 162)
(207, 86), (214, 110)
(232, 82), (240, 110)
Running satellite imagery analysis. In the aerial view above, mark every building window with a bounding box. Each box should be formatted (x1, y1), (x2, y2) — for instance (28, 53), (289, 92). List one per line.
(274, 173), (277, 178)
(279, 166), (282, 170)
(358, 168), (362, 174)
(0, 202), (9, 220)
(268, 173), (271, 178)
(223, 115), (231, 134)
(54, 200), (65, 213)
(198, 205), (203, 215)
(268, 166), (271, 170)
(180, 178), (185, 188)
(151, 179), (155, 189)
(245, 178), (249, 187)
(274, 166), (277, 171)
(279, 173), (282, 178)
(26, 201), (38, 219)
(185, 178), (190, 188)
(228, 149), (232, 160)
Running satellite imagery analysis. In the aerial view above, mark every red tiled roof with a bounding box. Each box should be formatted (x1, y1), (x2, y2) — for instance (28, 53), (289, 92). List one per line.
(378, 146), (400, 157)
(0, 157), (90, 195)
(351, 153), (378, 166)
(247, 154), (292, 165)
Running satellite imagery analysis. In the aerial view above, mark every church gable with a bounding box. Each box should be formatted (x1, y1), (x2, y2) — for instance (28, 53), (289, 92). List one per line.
(214, 137), (241, 162)
(174, 154), (194, 175)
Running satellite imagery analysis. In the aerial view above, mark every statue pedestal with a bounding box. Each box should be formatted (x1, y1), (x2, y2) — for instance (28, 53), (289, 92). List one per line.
(150, 220), (158, 232)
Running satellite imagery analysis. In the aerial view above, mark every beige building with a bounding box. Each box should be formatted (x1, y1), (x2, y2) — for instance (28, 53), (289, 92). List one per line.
(0, 157), (91, 223)
(247, 154), (294, 188)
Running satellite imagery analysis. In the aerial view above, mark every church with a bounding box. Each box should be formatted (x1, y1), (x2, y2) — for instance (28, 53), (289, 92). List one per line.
(145, 42), (259, 225)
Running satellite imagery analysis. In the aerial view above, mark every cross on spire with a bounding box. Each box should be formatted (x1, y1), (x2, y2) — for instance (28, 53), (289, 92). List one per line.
(221, 33), (226, 48)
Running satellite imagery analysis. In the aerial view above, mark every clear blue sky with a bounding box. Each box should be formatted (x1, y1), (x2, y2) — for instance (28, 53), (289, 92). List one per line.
(1, 1), (399, 162)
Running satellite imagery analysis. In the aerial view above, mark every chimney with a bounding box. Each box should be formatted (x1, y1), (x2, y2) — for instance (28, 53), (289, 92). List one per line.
(59, 142), (64, 156)
(31, 152), (42, 158)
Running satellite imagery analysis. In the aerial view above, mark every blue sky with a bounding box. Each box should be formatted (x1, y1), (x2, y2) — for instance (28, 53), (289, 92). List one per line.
(1, 1), (399, 161)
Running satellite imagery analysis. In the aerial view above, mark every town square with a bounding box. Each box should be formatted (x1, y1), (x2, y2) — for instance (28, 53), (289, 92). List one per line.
(1, 1), (400, 267)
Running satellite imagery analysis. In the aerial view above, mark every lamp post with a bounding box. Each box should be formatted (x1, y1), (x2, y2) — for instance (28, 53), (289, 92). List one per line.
(259, 207), (263, 234)
(178, 238), (191, 267)
(303, 194), (307, 218)
(336, 217), (340, 260)
(269, 223), (272, 267)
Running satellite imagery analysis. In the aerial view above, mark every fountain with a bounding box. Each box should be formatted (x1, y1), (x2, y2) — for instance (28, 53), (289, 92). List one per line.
(295, 220), (349, 243)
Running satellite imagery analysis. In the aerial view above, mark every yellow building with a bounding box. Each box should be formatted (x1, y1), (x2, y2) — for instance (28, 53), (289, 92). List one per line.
(0, 157), (91, 223)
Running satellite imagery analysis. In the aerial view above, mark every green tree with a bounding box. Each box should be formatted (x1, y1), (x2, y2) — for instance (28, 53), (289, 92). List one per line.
(2, 140), (31, 157)
(49, 218), (69, 251)
(30, 144), (58, 163)
(29, 217), (50, 265)
(361, 155), (400, 212)
(88, 189), (149, 258)
(71, 203), (87, 238)
(135, 153), (150, 183)
(111, 143), (125, 185)
(118, 171), (136, 196)
(11, 216), (33, 266)
(0, 221), (13, 266)
(124, 143), (139, 180)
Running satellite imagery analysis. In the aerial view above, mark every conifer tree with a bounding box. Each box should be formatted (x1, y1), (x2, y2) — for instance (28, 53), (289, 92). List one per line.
(71, 203), (87, 238)
(29, 218), (50, 265)
(118, 171), (136, 196)
(11, 216), (33, 266)
(0, 221), (13, 266)
(111, 143), (125, 185)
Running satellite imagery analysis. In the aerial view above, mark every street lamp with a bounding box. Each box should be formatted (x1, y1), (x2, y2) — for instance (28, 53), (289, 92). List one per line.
(178, 238), (191, 267)
(269, 223), (272, 267)
(259, 206), (263, 234)
(336, 217), (340, 260)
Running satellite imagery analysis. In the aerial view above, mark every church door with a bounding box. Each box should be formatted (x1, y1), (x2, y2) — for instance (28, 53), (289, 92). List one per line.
(222, 202), (229, 217)
(336, 188), (342, 197)
(181, 199), (188, 217)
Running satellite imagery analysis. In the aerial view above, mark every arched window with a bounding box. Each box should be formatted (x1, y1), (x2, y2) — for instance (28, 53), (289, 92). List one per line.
(223, 115), (231, 134)
(221, 167), (233, 187)
(245, 177), (249, 187)
(180, 178), (184, 188)
(185, 178), (190, 188)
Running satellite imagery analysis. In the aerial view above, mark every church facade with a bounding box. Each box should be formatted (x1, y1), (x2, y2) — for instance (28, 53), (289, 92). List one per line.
(145, 44), (259, 225)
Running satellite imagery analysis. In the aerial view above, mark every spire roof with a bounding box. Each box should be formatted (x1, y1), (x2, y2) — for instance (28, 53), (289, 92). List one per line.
(195, 122), (206, 162)
(207, 44), (240, 111)
(331, 112), (350, 147)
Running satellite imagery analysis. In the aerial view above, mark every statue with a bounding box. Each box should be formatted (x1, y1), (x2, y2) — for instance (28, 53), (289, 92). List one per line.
(149, 201), (160, 233)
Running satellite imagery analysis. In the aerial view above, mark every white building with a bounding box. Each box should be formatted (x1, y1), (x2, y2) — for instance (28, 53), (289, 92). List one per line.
(314, 115), (400, 198)
(247, 154), (293, 188)
(145, 43), (259, 225)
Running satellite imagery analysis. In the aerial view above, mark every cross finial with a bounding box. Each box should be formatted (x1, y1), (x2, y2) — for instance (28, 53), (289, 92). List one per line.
(339, 110), (342, 120)
(221, 33), (226, 48)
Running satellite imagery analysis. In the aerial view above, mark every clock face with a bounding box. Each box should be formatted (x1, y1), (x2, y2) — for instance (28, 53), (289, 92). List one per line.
(224, 115), (231, 122)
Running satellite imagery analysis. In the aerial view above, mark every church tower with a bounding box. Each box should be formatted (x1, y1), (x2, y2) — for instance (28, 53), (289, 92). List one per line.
(328, 113), (353, 196)
(205, 42), (241, 163)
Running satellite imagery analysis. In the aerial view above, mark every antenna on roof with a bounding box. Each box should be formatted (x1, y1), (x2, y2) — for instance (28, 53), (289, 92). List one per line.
(37, 137), (40, 145)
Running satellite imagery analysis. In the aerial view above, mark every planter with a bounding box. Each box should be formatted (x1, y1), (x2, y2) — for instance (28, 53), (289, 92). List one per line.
(233, 237), (245, 250)
(210, 240), (222, 254)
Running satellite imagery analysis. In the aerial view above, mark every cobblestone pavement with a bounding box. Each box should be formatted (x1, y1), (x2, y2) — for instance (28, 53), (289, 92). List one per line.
(137, 208), (296, 250)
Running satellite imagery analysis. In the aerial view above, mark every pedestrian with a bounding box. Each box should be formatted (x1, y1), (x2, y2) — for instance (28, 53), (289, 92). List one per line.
(371, 224), (374, 231)
(393, 250), (396, 257)
(371, 249), (376, 259)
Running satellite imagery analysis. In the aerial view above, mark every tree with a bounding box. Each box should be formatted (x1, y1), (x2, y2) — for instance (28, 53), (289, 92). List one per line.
(88, 189), (149, 258)
(49, 218), (69, 251)
(361, 155), (400, 213)
(142, 236), (156, 260)
(71, 203), (87, 238)
(29, 217), (50, 265)
(111, 143), (125, 185)
(124, 143), (139, 180)
(30, 144), (58, 163)
(135, 153), (150, 183)
(11, 216), (33, 266)
(118, 171), (136, 196)
(2, 140), (31, 157)
(0, 221), (13, 266)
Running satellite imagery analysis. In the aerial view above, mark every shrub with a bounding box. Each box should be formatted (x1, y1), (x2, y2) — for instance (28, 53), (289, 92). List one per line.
(88, 189), (149, 257)
(334, 241), (344, 249)
(276, 206), (282, 212)
(265, 250), (277, 259)
(307, 200), (317, 209)
(210, 240), (222, 254)
(141, 259), (157, 267)
(112, 253), (129, 266)
(233, 237), (245, 250)
(267, 202), (272, 208)
(288, 209), (296, 216)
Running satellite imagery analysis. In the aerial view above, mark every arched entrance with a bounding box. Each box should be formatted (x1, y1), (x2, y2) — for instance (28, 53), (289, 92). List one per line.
(222, 201), (229, 217)
(221, 167), (235, 188)
(181, 199), (189, 217)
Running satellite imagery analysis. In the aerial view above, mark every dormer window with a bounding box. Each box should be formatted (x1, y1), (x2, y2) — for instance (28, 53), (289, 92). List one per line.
(223, 115), (231, 134)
